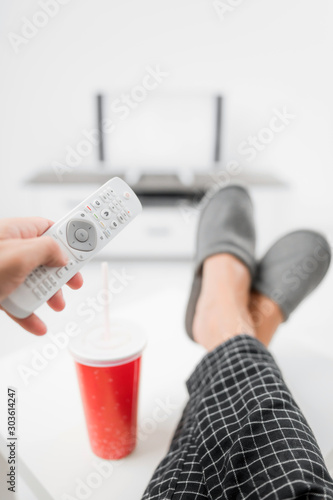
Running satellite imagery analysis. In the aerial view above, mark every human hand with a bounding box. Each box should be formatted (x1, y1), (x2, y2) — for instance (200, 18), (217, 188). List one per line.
(0, 217), (83, 335)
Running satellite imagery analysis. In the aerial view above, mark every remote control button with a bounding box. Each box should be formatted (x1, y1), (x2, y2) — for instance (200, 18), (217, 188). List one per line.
(99, 221), (106, 229)
(92, 198), (102, 209)
(108, 188), (115, 195)
(121, 210), (128, 220)
(28, 273), (37, 284)
(84, 205), (93, 214)
(103, 229), (111, 238)
(110, 220), (119, 229)
(67, 219), (97, 252)
(43, 279), (52, 291)
(24, 278), (32, 288)
(109, 204), (117, 213)
(56, 268), (64, 279)
(116, 197), (123, 206)
(39, 266), (48, 275)
(62, 261), (74, 273)
(33, 288), (43, 300)
(75, 228), (89, 242)
(114, 201), (120, 209)
(106, 190), (113, 200)
(125, 208), (132, 217)
(38, 284), (48, 296)
(123, 191), (131, 200)
(93, 213), (99, 220)
(101, 208), (112, 220)
(34, 268), (43, 279)
(48, 275), (57, 286)
(117, 214), (125, 224)
(100, 192), (108, 202)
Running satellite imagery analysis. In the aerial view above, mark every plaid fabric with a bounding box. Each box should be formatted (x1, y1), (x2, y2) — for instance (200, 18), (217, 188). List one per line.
(142, 335), (333, 499)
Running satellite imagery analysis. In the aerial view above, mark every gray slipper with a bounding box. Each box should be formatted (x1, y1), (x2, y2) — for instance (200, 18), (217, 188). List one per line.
(253, 230), (331, 320)
(185, 185), (256, 339)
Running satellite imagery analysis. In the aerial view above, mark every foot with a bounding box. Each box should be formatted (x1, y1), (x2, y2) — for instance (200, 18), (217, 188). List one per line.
(249, 291), (284, 347)
(252, 230), (331, 321)
(192, 254), (256, 351)
(185, 185), (256, 339)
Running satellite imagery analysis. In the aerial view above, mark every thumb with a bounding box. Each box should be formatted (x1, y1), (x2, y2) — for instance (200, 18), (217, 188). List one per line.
(22, 236), (69, 272)
(0, 237), (69, 302)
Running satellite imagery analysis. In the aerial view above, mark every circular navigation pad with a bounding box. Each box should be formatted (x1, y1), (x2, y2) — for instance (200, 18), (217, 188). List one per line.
(66, 220), (97, 252)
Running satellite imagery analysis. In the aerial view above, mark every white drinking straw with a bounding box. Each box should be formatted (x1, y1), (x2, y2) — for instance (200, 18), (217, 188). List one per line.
(102, 261), (111, 341)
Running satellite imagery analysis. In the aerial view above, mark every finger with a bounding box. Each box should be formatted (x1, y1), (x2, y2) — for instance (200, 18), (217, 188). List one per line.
(66, 272), (84, 290)
(1, 308), (47, 336)
(0, 217), (55, 240)
(47, 289), (65, 312)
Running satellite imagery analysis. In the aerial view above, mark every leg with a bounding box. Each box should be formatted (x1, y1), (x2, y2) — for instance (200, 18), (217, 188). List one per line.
(249, 290), (284, 347)
(193, 254), (255, 351)
(142, 257), (333, 499)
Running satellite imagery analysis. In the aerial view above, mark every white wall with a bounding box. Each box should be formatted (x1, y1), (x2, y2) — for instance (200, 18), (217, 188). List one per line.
(0, 0), (333, 217)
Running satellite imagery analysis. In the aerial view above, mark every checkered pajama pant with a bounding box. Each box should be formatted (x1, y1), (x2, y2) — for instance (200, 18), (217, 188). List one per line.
(142, 335), (333, 499)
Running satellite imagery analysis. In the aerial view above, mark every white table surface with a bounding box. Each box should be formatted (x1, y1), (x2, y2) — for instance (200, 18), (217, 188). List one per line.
(1, 189), (333, 498)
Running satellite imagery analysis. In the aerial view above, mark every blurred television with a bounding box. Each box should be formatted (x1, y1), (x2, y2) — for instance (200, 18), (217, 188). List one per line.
(98, 91), (223, 177)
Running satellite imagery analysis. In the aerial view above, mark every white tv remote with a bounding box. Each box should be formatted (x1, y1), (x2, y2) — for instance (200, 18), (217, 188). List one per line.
(0, 177), (142, 319)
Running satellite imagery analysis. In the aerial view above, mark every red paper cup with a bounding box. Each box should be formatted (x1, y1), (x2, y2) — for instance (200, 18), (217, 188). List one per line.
(69, 322), (146, 460)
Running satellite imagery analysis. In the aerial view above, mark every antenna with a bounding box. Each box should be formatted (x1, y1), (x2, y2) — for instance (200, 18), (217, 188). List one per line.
(96, 94), (105, 164)
(214, 95), (223, 165)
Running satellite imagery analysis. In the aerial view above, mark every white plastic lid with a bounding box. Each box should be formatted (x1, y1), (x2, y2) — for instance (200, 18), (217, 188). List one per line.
(69, 322), (146, 367)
